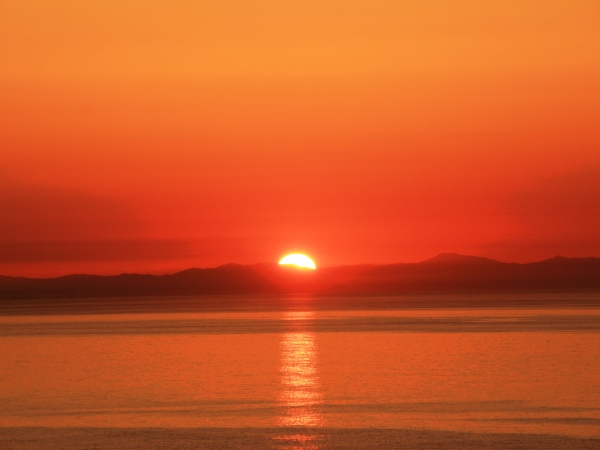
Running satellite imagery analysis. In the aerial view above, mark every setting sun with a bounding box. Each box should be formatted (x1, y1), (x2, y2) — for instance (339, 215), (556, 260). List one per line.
(279, 254), (317, 270)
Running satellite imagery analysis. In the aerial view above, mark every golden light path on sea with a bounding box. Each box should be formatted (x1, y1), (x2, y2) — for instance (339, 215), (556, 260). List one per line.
(275, 310), (323, 449)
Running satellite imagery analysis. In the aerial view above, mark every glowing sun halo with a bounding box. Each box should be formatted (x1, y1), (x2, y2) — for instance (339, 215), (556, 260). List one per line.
(279, 254), (317, 269)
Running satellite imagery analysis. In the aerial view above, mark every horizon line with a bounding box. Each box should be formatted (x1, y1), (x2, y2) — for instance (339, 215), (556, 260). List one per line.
(2, 252), (599, 280)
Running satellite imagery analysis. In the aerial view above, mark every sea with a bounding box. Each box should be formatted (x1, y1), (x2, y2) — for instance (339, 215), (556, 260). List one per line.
(1, 291), (599, 449)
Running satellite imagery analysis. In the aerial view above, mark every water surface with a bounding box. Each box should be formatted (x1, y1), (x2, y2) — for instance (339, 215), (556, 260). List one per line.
(1, 292), (599, 448)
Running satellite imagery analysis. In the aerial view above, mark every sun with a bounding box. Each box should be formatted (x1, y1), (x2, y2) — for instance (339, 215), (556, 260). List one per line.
(278, 253), (317, 270)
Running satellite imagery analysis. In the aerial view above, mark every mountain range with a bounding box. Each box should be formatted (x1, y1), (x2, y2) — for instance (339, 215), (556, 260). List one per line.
(1, 253), (600, 300)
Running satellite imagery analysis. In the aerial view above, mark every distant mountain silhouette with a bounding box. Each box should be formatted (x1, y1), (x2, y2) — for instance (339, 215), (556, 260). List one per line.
(1, 254), (599, 300)
(421, 253), (503, 265)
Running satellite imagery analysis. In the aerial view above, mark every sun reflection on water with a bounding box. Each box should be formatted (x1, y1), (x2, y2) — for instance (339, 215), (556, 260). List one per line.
(275, 310), (323, 449)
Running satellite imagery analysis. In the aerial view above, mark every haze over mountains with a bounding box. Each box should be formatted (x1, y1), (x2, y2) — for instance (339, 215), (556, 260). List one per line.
(1, 254), (599, 301)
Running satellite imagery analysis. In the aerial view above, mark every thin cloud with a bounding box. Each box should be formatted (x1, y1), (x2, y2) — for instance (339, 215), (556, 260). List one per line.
(0, 239), (193, 263)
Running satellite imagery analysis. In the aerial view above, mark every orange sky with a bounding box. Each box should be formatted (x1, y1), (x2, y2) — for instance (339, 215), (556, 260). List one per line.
(1, 1), (599, 276)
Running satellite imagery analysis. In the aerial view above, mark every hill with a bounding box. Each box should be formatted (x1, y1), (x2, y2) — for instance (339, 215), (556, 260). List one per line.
(0, 254), (599, 300)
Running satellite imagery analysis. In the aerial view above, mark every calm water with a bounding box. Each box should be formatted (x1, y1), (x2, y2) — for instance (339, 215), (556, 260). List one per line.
(1, 292), (599, 449)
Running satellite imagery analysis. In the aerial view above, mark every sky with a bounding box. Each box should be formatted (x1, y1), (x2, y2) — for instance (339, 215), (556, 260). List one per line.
(1, 1), (599, 277)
